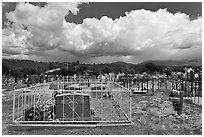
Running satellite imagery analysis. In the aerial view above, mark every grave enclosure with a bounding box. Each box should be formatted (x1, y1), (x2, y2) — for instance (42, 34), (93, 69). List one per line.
(11, 78), (132, 128)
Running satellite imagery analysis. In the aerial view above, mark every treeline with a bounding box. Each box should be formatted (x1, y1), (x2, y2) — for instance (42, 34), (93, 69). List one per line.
(2, 59), (201, 81)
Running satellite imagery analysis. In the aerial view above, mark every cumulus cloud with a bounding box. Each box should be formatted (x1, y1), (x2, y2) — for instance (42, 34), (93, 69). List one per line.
(4, 2), (81, 51)
(2, 3), (202, 63)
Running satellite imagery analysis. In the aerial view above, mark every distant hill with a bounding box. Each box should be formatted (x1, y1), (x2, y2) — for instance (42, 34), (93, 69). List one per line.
(2, 58), (201, 73)
(139, 59), (202, 67)
(110, 61), (128, 66)
(2, 59), (68, 70)
(2, 59), (50, 69)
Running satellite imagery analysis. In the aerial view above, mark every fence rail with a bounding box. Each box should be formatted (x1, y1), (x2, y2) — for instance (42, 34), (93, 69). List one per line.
(12, 80), (132, 126)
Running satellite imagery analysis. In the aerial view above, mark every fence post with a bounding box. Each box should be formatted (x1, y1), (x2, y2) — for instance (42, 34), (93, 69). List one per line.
(12, 87), (16, 123)
(130, 88), (132, 120)
(198, 73), (202, 91)
(152, 78), (154, 95)
(176, 80), (178, 90)
(147, 76), (148, 93)
(185, 79), (189, 96)
(172, 80), (174, 90)
(190, 71), (194, 97)
(178, 91), (184, 115)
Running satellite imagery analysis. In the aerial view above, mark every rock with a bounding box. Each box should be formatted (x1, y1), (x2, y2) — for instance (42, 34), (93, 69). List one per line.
(148, 108), (159, 115)
(139, 100), (148, 104)
(185, 109), (195, 115)
(161, 125), (165, 129)
(176, 115), (181, 119)
(194, 119), (202, 128)
(141, 107), (147, 111)
(199, 113), (202, 117)
(161, 107), (174, 116)
(180, 113), (186, 118)
(134, 109), (147, 115)
(173, 119), (180, 124)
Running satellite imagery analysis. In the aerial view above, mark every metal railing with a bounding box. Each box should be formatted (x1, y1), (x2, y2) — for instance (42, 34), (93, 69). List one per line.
(12, 79), (132, 125)
(118, 76), (202, 106)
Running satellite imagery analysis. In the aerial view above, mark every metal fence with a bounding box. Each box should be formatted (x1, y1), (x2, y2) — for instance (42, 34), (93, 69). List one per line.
(119, 75), (202, 106)
(153, 77), (202, 106)
(118, 76), (157, 95)
(12, 79), (132, 126)
(168, 77), (202, 106)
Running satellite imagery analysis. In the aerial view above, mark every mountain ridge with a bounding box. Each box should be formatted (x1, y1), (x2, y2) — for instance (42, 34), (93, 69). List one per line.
(3, 58), (202, 70)
(138, 58), (202, 66)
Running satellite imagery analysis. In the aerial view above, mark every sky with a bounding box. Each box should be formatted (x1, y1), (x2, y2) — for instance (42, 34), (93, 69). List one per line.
(2, 2), (202, 64)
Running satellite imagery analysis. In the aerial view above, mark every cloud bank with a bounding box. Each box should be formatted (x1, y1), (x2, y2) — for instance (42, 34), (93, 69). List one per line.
(2, 2), (202, 63)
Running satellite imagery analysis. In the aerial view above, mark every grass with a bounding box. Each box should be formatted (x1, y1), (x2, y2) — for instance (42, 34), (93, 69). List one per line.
(2, 85), (202, 135)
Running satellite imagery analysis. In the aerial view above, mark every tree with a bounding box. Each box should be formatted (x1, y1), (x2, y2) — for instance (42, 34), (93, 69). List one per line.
(142, 63), (163, 73)
(48, 63), (56, 69)
(163, 68), (172, 76)
(36, 67), (43, 75)
(71, 60), (80, 66)
(90, 67), (100, 76)
(2, 63), (9, 75)
(102, 66), (112, 74)
(76, 65), (87, 75)
(10, 69), (23, 83)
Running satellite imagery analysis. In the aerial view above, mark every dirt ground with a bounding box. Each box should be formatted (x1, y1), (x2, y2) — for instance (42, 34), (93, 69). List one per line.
(130, 89), (202, 135)
(2, 85), (202, 135)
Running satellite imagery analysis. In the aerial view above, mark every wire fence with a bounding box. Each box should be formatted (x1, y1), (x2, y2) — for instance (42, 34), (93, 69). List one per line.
(12, 79), (132, 125)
